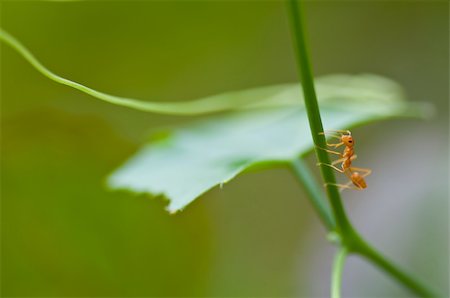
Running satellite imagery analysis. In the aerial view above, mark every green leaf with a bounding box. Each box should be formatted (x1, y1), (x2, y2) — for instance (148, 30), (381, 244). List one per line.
(108, 74), (431, 213)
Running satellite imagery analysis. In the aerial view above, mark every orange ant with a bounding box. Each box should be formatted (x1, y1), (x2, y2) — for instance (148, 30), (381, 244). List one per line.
(317, 130), (372, 191)
(318, 130), (356, 173)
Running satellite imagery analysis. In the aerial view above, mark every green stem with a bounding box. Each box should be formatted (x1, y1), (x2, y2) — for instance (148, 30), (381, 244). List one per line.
(331, 246), (348, 298)
(290, 159), (335, 231)
(355, 239), (436, 297)
(287, 0), (437, 296)
(0, 28), (262, 115)
(286, 0), (351, 235)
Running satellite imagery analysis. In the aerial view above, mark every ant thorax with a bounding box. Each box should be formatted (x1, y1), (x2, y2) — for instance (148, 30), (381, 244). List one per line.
(343, 146), (354, 158)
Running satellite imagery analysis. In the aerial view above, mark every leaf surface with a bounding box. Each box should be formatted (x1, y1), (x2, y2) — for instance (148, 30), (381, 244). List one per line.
(108, 74), (430, 212)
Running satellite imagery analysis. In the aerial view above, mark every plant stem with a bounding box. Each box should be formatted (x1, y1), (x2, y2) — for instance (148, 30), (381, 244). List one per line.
(290, 159), (335, 231)
(0, 28), (262, 115)
(286, 0), (351, 235)
(356, 239), (436, 297)
(287, 0), (437, 296)
(331, 246), (348, 298)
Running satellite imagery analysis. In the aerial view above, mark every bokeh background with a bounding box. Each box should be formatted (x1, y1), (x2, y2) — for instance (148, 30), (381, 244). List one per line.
(1, 1), (448, 297)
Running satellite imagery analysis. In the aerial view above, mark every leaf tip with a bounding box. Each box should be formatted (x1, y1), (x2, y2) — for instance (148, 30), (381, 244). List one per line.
(401, 102), (436, 120)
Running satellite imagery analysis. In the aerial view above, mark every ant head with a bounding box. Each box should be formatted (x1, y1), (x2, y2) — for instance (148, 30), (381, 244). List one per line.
(341, 135), (354, 146)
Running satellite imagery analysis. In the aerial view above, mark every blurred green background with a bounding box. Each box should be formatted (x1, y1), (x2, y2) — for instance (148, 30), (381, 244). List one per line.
(1, 1), (448, 297)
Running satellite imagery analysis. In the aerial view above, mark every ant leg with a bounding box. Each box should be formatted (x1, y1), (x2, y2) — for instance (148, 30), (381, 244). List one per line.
(330, 155), (356, 166)
(326, 141), (344, 148)
(349, 167), (372, 178)
(317, 162), (344, 173)
(331, 157), (346, 166)
(319, 132), (342, 141)
(319, 132), (344, 148)
(319, 132), (341, 137)
(323, 129), (351, 135)
(325, 182), (362, 191)
(316, 146), (343, 157)
(319, 156), (359, 175)
(329, 156), (358, 173)
(320, 130), (343, 135)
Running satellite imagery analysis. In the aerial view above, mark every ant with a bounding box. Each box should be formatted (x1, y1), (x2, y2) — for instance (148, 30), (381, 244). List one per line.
(318, 130), (356, 173)
(317, 129), (372, 190)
